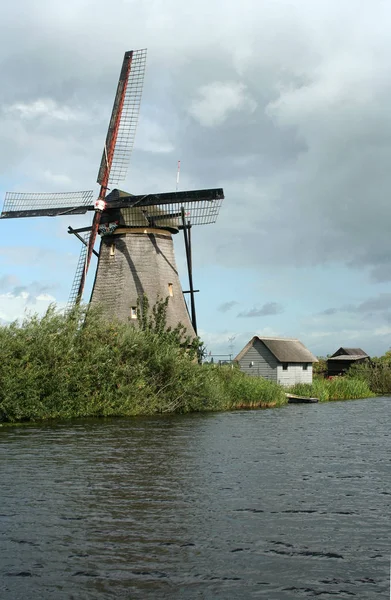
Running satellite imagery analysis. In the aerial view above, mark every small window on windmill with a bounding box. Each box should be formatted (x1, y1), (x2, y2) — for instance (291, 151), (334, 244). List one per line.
(130, 307), (137, 319)
(282, 363), (288, 371)
(168, 283), (173, 297)
(110, 243), (115, 257)
(249, 361), (254, 368)
(303, 363), (309, 371)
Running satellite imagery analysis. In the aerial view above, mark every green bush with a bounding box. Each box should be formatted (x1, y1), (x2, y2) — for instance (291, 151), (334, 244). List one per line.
(313, 357), (328, 378)
(0, 305), (286, 423)
(347, 361), (391, 394)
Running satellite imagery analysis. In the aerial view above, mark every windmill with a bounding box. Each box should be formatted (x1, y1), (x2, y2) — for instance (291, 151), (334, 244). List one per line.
(1, 49), (224, 336)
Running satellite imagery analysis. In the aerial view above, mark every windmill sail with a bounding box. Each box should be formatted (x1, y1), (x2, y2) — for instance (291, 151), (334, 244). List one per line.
(67, 231), (91, 309)
(97, 49), (147, 187)
(1, 191), (94, 219)
(102, 188), (224, 226)
(79, 49), (148, 304)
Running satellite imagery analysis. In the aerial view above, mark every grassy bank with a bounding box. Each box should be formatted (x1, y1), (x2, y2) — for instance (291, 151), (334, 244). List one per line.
(0, 306), (287, 423)
(0, 306), (375, 424)
(288, 377), (375, 402)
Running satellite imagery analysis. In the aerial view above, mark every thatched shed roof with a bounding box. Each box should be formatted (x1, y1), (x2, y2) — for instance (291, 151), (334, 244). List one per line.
(328, 355), (366, 361)
(329, 347), (369, 361)
(234, 336), (318, 363)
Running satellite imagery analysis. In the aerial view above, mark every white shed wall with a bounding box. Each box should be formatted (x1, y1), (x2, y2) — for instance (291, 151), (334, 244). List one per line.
(277, 364), (313, 386)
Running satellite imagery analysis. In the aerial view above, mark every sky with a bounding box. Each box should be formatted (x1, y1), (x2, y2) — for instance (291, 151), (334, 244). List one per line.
(1, 0), (391, 358)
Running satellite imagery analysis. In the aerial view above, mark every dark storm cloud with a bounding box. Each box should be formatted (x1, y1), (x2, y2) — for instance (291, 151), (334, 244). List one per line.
(237, 302), (284, 318)
(1, 0), (391, 277)
(217, 300), (238, 313)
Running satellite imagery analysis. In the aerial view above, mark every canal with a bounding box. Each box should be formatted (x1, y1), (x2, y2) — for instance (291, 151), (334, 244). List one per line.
(0, 397), (389, 598)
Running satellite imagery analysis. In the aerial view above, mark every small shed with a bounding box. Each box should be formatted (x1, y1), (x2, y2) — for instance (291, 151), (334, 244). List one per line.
(327, 347), (369, 377)
(234, 336), (318, 386)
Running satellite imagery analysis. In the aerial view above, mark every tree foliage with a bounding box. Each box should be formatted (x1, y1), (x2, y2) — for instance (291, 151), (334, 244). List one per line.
(347, 357), (391, 394)
(313, 357), (328, 378)
(136, 294), (202, 360)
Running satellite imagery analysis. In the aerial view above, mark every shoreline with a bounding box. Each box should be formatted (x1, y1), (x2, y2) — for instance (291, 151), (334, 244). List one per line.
(0, 306), (376, 426)
(0, 389), (377, 426)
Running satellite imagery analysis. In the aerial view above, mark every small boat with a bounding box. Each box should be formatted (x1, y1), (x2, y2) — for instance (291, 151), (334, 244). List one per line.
(286, 394), (319, 404)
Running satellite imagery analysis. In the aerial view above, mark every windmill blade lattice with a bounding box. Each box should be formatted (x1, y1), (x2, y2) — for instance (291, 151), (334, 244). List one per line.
(101, 188), (224, 227)
(97, 48), (147, 187)
(1, 190), (94, 219)
(67, 231), (92, 309)
(79, 49), (147, 304)
(118, 197), (223, 227)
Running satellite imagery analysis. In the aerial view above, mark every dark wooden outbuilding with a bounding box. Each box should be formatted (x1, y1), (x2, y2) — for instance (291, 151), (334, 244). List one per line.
(327, 347), (369, 377)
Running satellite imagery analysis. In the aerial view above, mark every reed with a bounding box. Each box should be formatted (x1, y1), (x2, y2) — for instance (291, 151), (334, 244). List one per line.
(288, 377), (374, 402)
(213, 365), (287, 409)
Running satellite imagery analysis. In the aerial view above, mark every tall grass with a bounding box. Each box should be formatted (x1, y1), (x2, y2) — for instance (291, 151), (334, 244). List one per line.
(288, 377), (374, 402)
(209, 365), (287, 410)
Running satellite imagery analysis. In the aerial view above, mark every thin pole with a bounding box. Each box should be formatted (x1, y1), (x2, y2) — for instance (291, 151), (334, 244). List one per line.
(181, 207), (197, 335)
(176, 160), (181, 192)
(187, 219), (192, 268)
(68, 227), (99, 257)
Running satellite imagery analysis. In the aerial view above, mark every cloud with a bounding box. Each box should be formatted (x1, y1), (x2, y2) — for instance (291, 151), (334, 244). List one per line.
(217, 300), (238, 313)
(135, 117), (175, 154)
(374, 326), (391, 336)
(0, 273), (58, 306)
(319, 308), (338, 316)
(198, 329), (242, 357)
(0, 274), (19, 291)
(0, 290), (60, 324)
(189, 81), (257, 127)
(318, 293), (391, 317)
(237, 302), (284, 318)
(370, 265), (391, 283)
(355, 293), (391, 313)
(42, 170), (73, 186)
(5, 98), (85, 122)
(1, 0), (391, 353)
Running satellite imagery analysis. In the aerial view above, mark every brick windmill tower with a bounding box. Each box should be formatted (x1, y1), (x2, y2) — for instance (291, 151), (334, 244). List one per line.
(1, 49), (224, 336)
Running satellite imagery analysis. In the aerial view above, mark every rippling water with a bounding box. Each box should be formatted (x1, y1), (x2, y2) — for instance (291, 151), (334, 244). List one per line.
(0, 397), (390, 599)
